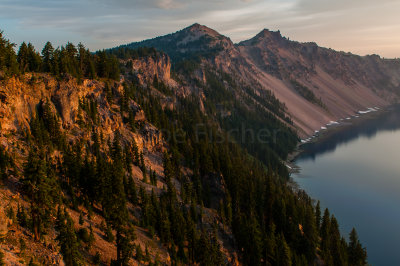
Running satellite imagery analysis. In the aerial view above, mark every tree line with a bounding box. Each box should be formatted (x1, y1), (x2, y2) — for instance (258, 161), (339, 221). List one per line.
(0, 30), (119, 81)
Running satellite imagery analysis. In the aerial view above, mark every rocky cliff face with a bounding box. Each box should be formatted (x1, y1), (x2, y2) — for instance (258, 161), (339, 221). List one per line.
(125, 24), (400, 137)
(124, 53), (175, 86)
(0, 73), (164, 154)
(0, 55), (237, 264)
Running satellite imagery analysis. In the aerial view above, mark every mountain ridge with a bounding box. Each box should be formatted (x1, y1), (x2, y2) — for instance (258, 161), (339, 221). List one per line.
(119, 23), (400, 137)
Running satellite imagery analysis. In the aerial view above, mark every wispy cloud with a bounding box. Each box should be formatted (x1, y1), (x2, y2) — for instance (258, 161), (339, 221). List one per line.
(0, 0), (399, 57)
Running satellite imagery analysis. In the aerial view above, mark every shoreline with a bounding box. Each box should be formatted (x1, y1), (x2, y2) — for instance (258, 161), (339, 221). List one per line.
(285, 105), (392, 174)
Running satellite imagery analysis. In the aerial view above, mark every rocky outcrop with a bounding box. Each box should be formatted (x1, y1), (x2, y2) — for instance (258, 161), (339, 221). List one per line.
(0, 74), (164, 156)
(126, 53), (175, 86)
(0, 75), (99, 132)
(125, 24), (400, 137)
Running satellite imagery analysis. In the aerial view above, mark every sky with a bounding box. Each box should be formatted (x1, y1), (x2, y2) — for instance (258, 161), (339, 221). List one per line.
(1, 0), (400, 58)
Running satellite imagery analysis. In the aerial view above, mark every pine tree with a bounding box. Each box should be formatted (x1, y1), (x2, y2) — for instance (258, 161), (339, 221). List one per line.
(329, 216), (348, 266)
(56, 209), (82, 265)
(277, 233), (292, 266)
(22, 148), (58, 241)
(127, 176), (138, 204)
(16, 203), (28, 228)
(315, 200), (321, 230)
(27, 43), (41, 72)
(41, 41), (54, 73)
(0, 30), (19, 76)
(17, 42), (29, 73)
(302, 205), (317, 261)
(104, 134), (134, 264)
(348, 228), (367, 266)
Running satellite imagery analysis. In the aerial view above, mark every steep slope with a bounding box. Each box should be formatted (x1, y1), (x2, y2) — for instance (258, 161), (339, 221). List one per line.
(1, 30), (369, 265)
(0, 72), (171, 265)
(237, 29), (399, 136)
(122, 24), (400, 137)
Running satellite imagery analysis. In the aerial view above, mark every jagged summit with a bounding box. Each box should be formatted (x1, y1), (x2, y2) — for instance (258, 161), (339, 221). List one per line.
(183, 23), (224, 39)
(238, 28), (286, 46)
(257, 29), (282, 38)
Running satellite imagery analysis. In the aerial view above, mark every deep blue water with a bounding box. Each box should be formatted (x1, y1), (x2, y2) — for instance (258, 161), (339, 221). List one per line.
(293, 105), (400, 266)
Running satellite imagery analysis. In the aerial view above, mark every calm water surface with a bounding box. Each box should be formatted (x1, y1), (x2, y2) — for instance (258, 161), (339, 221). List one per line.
(293, 105), (400, 266)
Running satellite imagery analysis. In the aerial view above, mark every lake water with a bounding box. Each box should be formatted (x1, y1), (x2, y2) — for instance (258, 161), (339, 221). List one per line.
(293, 105), (400, 266)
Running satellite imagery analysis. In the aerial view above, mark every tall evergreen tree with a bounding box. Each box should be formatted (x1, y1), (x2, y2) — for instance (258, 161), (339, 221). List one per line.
(348, 228), (367, 266)
(56, 208), (82, 266)
(17, 42), (29, 73)
(0, 30), (19, 76)
(27, 43), (41, 72)
(22, 148), (59, 241)
(41, 41), (54, 73)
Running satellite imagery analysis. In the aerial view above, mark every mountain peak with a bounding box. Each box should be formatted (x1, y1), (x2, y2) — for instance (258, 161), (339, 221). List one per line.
(120, 23), (232, 62)
(238, 28), (285, 46)
(256, 29), (282, 40)
(183, 23), (224, 39)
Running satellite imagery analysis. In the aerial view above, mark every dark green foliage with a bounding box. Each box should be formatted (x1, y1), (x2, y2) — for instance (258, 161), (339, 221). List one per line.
(152, 75), (173, 96)
(95, 50), (120, 80)
(201, 71), (298, 164)
(41, 41), (54, 73)
(348, 228), (367, 266)
(6, 205), (15, 222)
(22, 147), (60, 241)
(319, 209), (351, 266)
(290, 80), (326, 109)
(315, 200), (321, 230)
(1, 29), (119, 81)
(17, 42), (41, 73)
(126, 70), (364, 265)
(78, 228), (89, 243)
(29, 100), (66, 150)
(150, 169), (157, 186)
(2, 40), (367, 266)
(110, 46), (158, 60)
(79, 97), (99, 125)
(56, 208), (82, 265)
(17, 42), (29, 73)
(17, 203), (28, 228)
(105, 225), (115, 243)
(88, 226), (95, 250)
(0, 30), (19, 77)
(115, 26), (224, 63)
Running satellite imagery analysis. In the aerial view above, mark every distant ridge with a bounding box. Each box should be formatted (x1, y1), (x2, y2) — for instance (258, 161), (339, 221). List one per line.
(113, 23), (400, 137)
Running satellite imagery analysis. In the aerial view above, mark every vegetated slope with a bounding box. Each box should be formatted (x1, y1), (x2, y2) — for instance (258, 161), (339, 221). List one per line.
(1, 30), (367, 265)
(122, 23), (400, 137)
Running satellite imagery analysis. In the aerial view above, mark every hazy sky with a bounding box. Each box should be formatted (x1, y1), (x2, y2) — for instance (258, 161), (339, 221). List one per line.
(1, 0), (400, 58)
